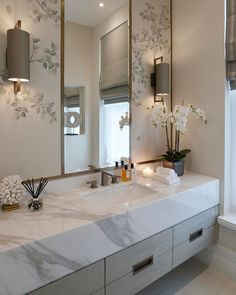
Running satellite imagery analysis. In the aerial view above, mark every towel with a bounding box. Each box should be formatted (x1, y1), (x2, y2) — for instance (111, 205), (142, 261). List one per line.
(156, 167), (177, 178)
(153, 175), (180, 185)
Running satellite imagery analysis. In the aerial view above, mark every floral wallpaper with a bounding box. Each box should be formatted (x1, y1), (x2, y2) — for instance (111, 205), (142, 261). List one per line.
(28, 0), (60, 26)
(0, 0), (60, 122)
(131, 0), (171, 163)
(0, 0), (61, 178)
(132, 1), (171, 106)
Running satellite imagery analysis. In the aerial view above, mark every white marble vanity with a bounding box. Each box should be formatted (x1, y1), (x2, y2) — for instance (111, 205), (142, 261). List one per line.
(0, 172), (219, 295)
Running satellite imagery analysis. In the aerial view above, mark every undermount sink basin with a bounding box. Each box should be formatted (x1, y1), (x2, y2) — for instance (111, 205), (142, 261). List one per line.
(79, 183), (158, 212)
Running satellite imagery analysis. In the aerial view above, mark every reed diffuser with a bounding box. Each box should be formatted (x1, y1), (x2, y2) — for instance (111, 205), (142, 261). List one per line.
(22, 178), (48, 211)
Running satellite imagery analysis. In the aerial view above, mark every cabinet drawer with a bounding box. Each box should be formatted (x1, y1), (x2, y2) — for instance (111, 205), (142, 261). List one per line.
(106, 228), (172, 284)
(29, 260), (104, 295)
(173, 206), (218, 247)
(106, 250), (172, 295)
(173, 225), (216, 268)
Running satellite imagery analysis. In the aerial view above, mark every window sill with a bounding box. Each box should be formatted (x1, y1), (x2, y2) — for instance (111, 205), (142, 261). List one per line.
(218, 213), (236, 231)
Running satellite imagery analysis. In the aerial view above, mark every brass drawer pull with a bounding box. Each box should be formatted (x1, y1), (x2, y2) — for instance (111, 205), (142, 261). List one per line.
(189, 228), (203, 243)
(132, 256), (154, 275)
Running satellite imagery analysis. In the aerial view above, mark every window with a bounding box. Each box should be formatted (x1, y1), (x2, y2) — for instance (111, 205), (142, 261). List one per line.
(103, 101), (129, 166)
(230, 91), (236, 210)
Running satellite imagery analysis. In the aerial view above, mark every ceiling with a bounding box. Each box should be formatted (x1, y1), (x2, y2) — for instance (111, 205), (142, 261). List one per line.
(65, 0), (128, 28)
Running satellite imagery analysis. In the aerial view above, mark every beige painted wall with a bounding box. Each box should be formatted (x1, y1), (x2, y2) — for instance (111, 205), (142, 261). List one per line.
(172, 0), (225, 199)
(172, 0), (236, 261)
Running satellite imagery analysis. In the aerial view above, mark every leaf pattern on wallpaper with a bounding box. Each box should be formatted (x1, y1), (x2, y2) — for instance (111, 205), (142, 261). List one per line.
(0, 34), (58, 122)
(27, 0), (60, 27)
(30, 38), (59, 75)
(0, 83), (57, 123)
(132, 1), (170, 106)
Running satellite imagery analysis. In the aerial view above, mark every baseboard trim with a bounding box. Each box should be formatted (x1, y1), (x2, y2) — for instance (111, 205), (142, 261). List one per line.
(196, 244), (236, 279)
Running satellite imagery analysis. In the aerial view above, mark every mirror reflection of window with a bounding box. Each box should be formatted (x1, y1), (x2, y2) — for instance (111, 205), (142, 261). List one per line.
(100, 22), (129, 166)
(103, 101), (129, 165)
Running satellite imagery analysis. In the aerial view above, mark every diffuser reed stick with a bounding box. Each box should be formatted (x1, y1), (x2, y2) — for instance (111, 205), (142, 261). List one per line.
(21, 177), (48, 210)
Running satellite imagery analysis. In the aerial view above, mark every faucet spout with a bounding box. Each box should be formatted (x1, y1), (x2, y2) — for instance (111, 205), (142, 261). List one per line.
(101, 170), (120, 186)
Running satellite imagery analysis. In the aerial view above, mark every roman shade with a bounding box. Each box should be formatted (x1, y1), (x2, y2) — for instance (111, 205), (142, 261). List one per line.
(226, 0), (236, 90)
(64, 87), (83, 108)
(100, 22), (129, 101)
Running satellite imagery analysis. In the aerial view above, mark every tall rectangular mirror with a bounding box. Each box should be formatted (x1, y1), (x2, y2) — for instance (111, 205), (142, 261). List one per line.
(63, 0), (130, 174)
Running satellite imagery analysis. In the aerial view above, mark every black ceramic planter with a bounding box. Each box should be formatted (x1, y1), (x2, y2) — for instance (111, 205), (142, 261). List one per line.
(163, 159), (184, 176)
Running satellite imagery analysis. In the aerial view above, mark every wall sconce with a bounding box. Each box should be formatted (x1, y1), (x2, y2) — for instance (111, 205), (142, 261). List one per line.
(7, 20), (30, 93)
(151, 56), (169, 103)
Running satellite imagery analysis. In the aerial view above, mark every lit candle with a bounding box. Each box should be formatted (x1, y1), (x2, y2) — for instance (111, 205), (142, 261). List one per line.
(142, 167), (154, 178)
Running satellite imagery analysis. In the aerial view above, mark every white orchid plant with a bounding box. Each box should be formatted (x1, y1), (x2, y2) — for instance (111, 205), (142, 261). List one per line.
(150, 102), (207, 162)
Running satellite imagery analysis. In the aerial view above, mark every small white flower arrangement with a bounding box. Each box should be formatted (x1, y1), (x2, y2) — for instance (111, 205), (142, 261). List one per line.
(150, 101), (207, 162)
(0, 175), (24, 207)
(119, 112), (129, 130)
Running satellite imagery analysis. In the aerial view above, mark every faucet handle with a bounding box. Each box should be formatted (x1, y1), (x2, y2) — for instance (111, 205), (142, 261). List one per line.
(111, 175), (121, 184)
(87, 180), (98, 189)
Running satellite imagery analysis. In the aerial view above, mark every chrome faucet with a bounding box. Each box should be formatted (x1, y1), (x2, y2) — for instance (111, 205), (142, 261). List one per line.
(101, 170), (120, 186)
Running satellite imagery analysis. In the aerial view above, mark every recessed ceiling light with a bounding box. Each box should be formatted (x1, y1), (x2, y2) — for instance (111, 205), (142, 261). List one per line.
(99, 2), (104, 7)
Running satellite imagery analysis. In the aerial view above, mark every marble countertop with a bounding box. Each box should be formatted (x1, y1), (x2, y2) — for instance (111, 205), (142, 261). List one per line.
(0, 172), (220, 295)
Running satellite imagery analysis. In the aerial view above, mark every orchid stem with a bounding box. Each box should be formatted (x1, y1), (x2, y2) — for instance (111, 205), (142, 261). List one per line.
(175, 129), (178, 151)
(177, 132), (180, 152)
(165, 125), (171, 152)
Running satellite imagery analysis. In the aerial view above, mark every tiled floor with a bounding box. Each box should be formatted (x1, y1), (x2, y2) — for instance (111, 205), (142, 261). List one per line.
(137, 258), (236, 295)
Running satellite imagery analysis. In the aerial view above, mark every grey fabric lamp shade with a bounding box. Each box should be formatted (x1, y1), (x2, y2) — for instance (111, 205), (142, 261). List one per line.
(7, 28), (30, 82)
(156, 63), (169, 95)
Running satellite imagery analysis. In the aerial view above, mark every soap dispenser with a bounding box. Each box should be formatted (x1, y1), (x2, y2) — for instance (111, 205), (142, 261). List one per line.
(122, 164), (131, 181)
(121, 165), (126, 181)
(125, 164), (131, 181)
(114, 161), (121, 177)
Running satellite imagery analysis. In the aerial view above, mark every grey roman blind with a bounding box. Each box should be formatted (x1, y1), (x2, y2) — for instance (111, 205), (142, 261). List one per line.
(64, 87), (82, 108)
(226, 0), (236, 90)
(100, 22), (129, 101)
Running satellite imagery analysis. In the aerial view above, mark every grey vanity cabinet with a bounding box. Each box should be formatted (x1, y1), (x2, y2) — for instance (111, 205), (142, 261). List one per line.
(29, 206), (218, 295)
(105, 228), (173, 295)
(29, 260), (104, 295)
(106, 251), (172, 295)
(172, 206), (218, 268)
(105, 206), (218, 295)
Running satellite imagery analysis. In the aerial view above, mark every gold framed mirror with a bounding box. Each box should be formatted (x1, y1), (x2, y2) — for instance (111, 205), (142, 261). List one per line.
(60, 0), (172, 178)
(61, 0), (132, 176)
